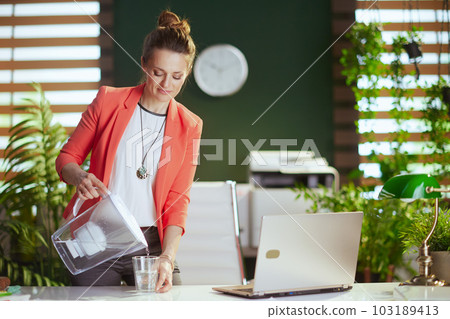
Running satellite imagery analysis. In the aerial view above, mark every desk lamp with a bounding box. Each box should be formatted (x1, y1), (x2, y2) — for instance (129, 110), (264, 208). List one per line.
(379, 174), (449, 286)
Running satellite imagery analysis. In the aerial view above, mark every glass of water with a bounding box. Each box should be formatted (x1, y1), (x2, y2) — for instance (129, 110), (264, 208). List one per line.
(132, 256), (159, 292)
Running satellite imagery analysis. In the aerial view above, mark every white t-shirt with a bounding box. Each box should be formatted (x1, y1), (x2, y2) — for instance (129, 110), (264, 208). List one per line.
(108, 103), (166, 226)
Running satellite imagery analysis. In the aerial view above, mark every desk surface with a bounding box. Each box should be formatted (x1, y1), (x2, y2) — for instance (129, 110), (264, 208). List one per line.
(5, 283), (447, 301)
(3, 283), (450, 301)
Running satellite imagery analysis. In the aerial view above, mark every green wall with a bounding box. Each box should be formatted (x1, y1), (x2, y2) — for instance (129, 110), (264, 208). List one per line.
(113, 0), (333, 182)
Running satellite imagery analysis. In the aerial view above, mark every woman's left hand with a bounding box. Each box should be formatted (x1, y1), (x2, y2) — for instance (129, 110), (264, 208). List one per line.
(156, 226), (182, 293)
(155, 258), (173, 293)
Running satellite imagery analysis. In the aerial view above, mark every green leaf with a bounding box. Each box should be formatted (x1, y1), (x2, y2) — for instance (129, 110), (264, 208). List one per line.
(0, 83), (70, 286)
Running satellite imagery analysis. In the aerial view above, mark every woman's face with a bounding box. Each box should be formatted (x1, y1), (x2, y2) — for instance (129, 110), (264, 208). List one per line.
(141, 49), (190, 103)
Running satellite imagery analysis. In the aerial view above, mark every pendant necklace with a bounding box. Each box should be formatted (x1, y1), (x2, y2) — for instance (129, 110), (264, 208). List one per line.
(136, 104), (166, 179)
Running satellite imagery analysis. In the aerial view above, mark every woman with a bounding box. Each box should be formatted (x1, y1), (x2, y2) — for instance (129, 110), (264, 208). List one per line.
(55, 10), (202, 293)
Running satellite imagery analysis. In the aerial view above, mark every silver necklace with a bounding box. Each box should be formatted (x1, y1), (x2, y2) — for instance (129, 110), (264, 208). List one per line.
(136, 104), (166, 179)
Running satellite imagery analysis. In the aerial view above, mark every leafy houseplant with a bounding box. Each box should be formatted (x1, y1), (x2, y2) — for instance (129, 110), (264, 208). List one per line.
(400, 208), (450, 253)
(420, 77), (450, 181)
(400, 207), (450, 282)
(374, 31), (420, 182)
(0, 83), (73, 286)
(321, 19), (450, 283)
(401, 26), (423, 80)
(293, 183), (422, 282)
(340, 22), (414, 182)
(340, 22), (387, 153)
(340, 23), (448, 183)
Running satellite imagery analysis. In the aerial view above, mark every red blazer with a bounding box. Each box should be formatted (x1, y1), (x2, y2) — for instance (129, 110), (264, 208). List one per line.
(55, 84), (203, 244)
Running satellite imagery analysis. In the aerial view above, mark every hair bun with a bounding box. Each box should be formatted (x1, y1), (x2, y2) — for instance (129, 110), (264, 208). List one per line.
(158, 10), (191, 35)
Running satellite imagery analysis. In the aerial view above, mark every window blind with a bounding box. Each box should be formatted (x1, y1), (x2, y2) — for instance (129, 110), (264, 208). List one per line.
(333, 0), (449, 186)
(356, 0), (449, 185)
(0, 0), (102, 179)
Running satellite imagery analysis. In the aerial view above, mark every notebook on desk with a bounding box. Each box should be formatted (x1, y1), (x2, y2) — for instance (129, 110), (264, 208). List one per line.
(213, 211), (363, 298)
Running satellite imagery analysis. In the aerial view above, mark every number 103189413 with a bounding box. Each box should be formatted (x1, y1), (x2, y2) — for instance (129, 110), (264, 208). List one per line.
(372, 305), (439, 316)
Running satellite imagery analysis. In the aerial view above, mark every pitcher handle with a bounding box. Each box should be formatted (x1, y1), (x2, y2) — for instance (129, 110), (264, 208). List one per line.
(73, 189), (111, 217)
(72, 197), (84, 217)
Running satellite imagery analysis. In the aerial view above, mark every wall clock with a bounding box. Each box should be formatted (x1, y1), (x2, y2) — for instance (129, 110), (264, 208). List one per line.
(194, 44), (248, 97)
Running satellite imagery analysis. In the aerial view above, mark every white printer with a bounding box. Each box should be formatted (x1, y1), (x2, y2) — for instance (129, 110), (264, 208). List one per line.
(248, 150), (339, 247)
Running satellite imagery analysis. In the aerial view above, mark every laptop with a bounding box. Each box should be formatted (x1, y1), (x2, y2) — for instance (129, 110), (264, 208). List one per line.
(213, 212), (363, 298)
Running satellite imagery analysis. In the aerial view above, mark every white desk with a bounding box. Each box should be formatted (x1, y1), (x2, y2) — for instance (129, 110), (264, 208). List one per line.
(4, 283), (449, 301)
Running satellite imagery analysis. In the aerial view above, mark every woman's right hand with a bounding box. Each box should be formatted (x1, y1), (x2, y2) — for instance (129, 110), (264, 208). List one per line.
(75, 171), (109, 200)
(61, 163), (109, 200)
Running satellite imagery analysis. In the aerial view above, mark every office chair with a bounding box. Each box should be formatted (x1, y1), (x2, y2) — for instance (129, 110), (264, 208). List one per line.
(176, 181), (246, 285)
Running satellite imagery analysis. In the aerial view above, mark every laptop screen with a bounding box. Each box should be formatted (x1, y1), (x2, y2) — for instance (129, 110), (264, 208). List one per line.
(253, 212), (363, 293)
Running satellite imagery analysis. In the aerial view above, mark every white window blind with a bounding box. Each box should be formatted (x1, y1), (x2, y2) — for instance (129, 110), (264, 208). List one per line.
(355, 0), (449, 183)
(0, 0), (101, 178)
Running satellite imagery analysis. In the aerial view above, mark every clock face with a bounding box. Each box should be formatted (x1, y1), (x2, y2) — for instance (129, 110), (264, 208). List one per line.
(194, 44), (248, 97)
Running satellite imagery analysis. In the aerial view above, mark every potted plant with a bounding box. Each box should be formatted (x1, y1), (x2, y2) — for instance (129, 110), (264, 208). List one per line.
(400, 207), (450, 283)
(340, 22), (386, 152)
(443, 86), (450, 107)
(0, 83), (73, 286)
(420, 77), (450, 181)
(334, 21), (449, 283)
(340, 22), (417, 183)
(339, 23), (450, 183)
(373, 31), (420, 182)
(402, 26), (423, 80)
